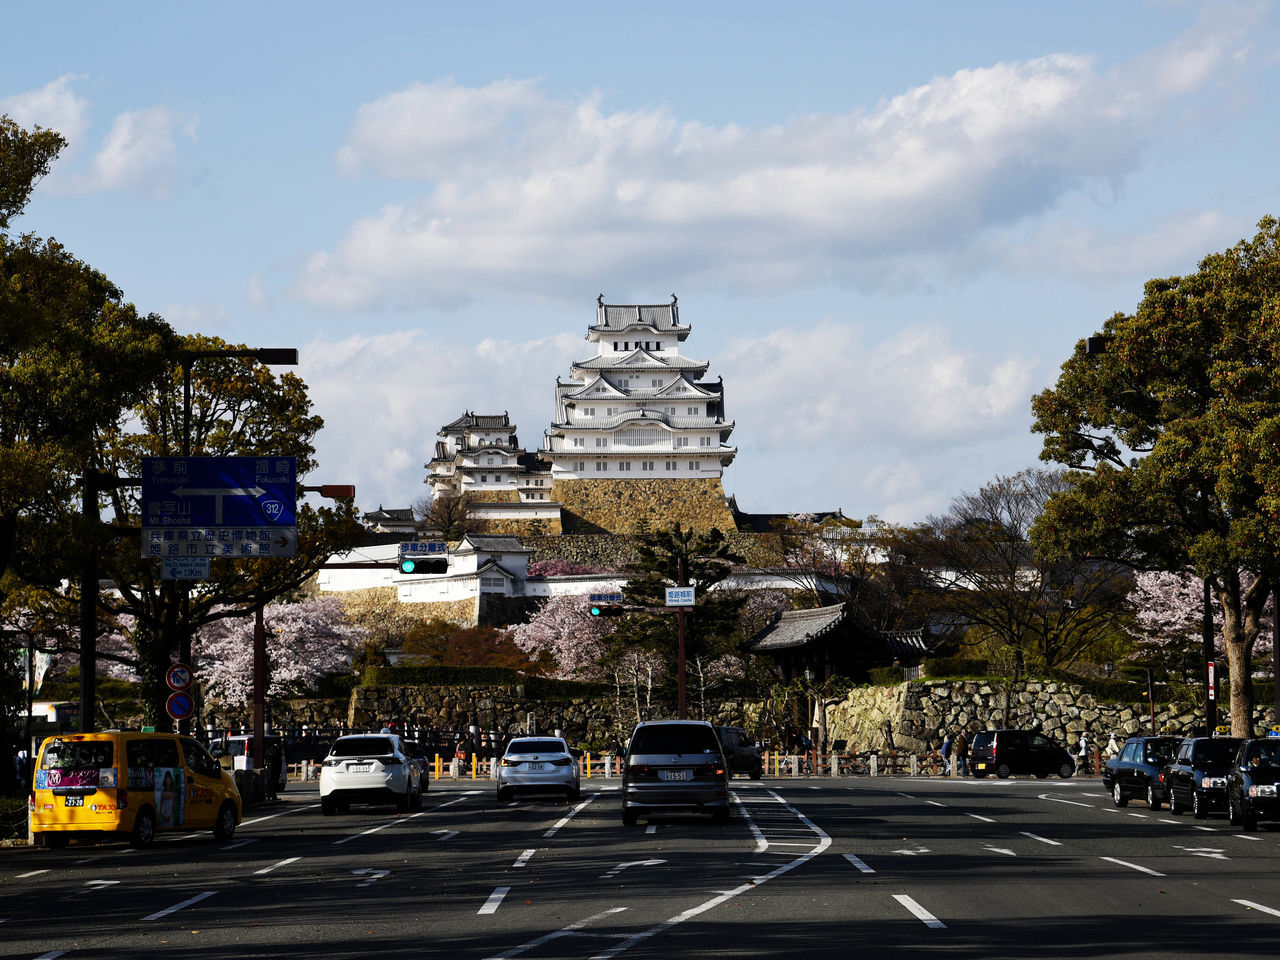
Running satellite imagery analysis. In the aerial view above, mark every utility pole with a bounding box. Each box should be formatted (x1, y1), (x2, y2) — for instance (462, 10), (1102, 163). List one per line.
(676, 554), (688, 720)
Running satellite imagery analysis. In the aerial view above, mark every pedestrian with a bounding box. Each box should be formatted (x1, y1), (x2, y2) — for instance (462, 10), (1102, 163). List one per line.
(1076, 732), (1090, 775)
(954, 729), (969, 776)
(940, 733), (953, 774)
(1105, 732), (1120, 759)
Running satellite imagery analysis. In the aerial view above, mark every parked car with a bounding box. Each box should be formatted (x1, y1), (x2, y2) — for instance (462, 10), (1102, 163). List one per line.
(969, 729), (1075, 779)
(1103, 736), (1180, 809)
(714, 726), (763, 779)
(401, 739), (433, 793)
(621, 720), (731, 826)
(495, 736), (581, 802)
(319, 732), (423, 815)
(1162, 736), (1242, 818)
(30, 731), (241, 848)
(1227, 738), (1280, 831)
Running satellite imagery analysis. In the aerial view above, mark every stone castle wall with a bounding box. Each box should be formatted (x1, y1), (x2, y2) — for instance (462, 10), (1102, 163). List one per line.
(523, 531), (778, 569)
(400, 596), (478, 627)
(551, 476), (737, 535)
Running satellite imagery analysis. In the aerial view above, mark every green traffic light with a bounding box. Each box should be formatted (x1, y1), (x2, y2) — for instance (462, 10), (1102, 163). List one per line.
(590, 606), (602, 616)
(401, 559), (416, 573)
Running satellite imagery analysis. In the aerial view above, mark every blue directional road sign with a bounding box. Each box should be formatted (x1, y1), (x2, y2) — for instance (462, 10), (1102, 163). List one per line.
(142, 456), (297, 558)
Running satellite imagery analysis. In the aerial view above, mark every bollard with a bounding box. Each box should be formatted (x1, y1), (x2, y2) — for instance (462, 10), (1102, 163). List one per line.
(586, 753), (592, 779)
(789, 755), (800, 777)
(830, 753), (839, 777)
(604, 755), (614, 778)
(910, 755), (919, 777)
(449, 758), (460, 779)
(870, 754), (879, 777)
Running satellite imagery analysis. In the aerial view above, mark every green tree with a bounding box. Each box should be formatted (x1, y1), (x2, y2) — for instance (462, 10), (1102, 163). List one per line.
(86, 333), (364, 723)
(0, 115), (65, 231)
(615, 524), (747, 718)
(1031, 217), (1280, 736)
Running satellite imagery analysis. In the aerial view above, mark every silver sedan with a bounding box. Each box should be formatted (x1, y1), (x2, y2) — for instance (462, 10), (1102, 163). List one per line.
(496, 737), (581, 801)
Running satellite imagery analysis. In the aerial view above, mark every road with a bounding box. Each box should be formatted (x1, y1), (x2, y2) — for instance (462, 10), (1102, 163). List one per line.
(5, 774), (1280, 958)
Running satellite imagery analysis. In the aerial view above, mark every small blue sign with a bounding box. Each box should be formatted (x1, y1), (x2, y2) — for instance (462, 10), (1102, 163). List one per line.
(166, 691), (195, 721)
(665, 586), (696, 607)
(589, 592), (623, 603)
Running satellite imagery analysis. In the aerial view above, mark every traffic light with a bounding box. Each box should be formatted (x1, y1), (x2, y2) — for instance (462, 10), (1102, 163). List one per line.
(399, 556), (447, 574)
(590, 604), (624, 617)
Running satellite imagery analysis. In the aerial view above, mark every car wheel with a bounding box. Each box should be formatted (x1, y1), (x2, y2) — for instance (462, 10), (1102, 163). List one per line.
(1058, 762), (1075, 780)
(130, 807), (156, 848)
(1193, 790), (1207, 820)
(1035, 770), (1049, 779)
(1147, 784), (1162, 811)
(1112, 782), (1128, 807)
(750, 762), (763, 780)
(395, 789), (411, 813)
(410, 782), (423, 811)
(214, 802), (238, 842)
(622, 805), (637, 827)
(43, 833), (69, 850)
(337, 800), (350, 815)
(996, 763), (1012, 779)
(1169, 789), (1184, 815)
(496, 785), (513, 802)
(321, 795), (337, 816)
(568, 782), (581, 802)
(1243, 806), (1259, 832)
(713, 807), (730, 825)
(1229, 794), (1242, 827)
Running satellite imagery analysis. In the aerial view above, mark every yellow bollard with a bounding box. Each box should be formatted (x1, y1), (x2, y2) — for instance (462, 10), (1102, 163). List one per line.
(435, 755), (441, 781)
(586, 753), (592, 779)
(471, 754), (477, 779)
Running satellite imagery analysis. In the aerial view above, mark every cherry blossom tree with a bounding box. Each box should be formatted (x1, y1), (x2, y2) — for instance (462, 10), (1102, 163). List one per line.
(194, 596), (363, 708)
(508, 595), (618, 680)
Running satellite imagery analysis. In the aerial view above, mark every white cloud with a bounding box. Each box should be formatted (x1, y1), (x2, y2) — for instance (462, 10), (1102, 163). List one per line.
(1, 76), (194, 196)
(294, 21), (1248, 311)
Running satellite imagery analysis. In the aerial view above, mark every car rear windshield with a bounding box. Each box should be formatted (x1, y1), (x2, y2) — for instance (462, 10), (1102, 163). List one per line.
(970, 733), (994, 750)
(629, 725), (719, 754)
(40, 740), (114, 770)
(329, 736), (395, 757)
(1194, 739), (1241, 764)
(506, 739), (565, 754)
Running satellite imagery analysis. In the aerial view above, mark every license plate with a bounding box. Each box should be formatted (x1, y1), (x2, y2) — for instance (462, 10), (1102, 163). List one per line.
(347, 763), (372, 773)
(659, 769), (690, 781)
(526, 762), (545, 771)
(64, 796), (84, 807)
(975, 763), (987, 770)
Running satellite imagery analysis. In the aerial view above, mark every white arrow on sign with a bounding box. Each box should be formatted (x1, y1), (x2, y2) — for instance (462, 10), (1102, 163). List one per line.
(601, 858), (665, 879)
(352, 868), (390, 887)
(172, 485), (266, 523)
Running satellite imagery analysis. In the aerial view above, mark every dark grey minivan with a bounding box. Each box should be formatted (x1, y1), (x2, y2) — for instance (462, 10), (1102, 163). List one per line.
(622, 720), (731, 825)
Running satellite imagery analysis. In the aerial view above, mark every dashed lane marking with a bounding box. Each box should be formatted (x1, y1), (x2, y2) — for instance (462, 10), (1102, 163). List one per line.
(893, 894), (946, 929)
(479, 886), (511, 915)
(1100, 856), (1165, 877)
(143, 890), (218, 921)
(843, 853), (875, 874)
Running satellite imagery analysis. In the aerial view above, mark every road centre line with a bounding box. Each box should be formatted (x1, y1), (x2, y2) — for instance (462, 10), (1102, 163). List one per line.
(254, 857), (300, 875)
(926, 801), (946, 807)
(1038, 794), (1094, 808)
(16, 870), (50, 879)
(587, 788), (831, 960)
(1019, 832), (1062, 846)
(544, 795), (598, 838)
(143, 890), (218, 921)
(893, 894), (946, 929)
(844, 853), (875, 873)
(513, 849), (536, 868)
(966, 814), (995, 823)
(240, 803), (318, 826)
(1233, 899), (1280, 919)
(1101, 856), (1165, 877)
(479, 886), (511, 915)
(481, 907), (629, 960)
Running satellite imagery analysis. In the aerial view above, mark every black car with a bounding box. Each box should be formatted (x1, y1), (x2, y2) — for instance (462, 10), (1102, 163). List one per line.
(1227, 738), (1280, 831)
(621, 720), (731, 825)
(714, 726), (763, 779)
(1162, 736), (1242, 819)
(969, 729), (1075, 779)
(1103, 736), (1180, 809)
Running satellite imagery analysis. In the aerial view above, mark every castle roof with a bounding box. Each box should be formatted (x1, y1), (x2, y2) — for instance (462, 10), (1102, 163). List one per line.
(590, 299), (689, 338)
(745, 604), (848, 652)
(571, 350), (708, 374)
(439, 411), (513, 433)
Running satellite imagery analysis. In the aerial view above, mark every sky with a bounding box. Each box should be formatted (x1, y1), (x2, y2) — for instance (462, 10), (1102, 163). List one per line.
(4, 1), (1279, 524)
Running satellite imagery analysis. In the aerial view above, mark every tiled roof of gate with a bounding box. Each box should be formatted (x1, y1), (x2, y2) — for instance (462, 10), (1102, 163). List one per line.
(744, 604), (848, 652)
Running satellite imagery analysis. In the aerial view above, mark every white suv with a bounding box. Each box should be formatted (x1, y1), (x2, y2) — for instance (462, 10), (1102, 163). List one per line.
(320, 732), (423, 815)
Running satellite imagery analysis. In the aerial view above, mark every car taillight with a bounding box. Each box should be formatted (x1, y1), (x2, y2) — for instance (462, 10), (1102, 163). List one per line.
(550, 757), (573, 767)
(381, 757), (402, 766)
(628, 763), (653, 778)
(696, 763), (724, 777)
(28, 791), (35, 812)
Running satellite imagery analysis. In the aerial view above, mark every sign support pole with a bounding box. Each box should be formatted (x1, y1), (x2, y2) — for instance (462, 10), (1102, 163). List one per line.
(253, 603), (266, 775)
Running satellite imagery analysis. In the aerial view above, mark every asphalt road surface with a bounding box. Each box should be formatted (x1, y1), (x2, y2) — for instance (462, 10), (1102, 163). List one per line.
(5, 774), (1280, 959)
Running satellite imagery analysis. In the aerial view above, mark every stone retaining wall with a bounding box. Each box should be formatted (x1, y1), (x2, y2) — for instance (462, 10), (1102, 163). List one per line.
(551, 477), (737, 534)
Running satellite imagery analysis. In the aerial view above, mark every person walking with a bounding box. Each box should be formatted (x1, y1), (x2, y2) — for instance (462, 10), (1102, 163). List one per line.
(941, 733), (953, 775)
(954, 729), (969, 776)
(1076, 732), (1091, 775)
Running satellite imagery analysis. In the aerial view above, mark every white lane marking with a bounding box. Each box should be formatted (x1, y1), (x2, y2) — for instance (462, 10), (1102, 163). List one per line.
(1173, 846), (1227, 860)
(1194, 825), (1218, 832)
(433, 830), (459, 841)
(1127, 813), (1149, 819)
(333, 797), (464, 845)
(893, 894), (946, 929)
(34, 952), (65, 959)
(645, 825), (657, 835)
(843, 853), (875, 874)
(513, 849), (536, 868)
(966, 814), (995, 823)
(1038, 793), (1093, 808)
(589, 788), (831, 959)
(482, 907), (628, 960)
(601, 858), (665, 879)
(1233, 899), (1280, 919)
(16, 870), (50, 879)
(240, 802), (319, 826)
(1020, 832), (1062, 846)
(143, 890), (217, 921)
(1235, 834), (1263, 841)
(1160, 819), (1181, 825)
(983, 846), (1017, 857)
(1100, 856), (1165, 877)
(223, 838), (258, 851)
(892, 846), (930, 856)
(926, 801), (946, 807)
(353, 868), (390, 887)
(544, 794), (598, 838)
(897, 793), (915, 799)
(60, 880), (120, 901)
(254, 856), (300, 875)
(479, 886), (511, 915)
(733, 793), (768, 853)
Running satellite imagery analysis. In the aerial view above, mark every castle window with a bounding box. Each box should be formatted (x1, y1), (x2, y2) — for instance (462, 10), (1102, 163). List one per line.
(700, 436), (712, 447)
(583, 407), (595, 417)
(480, 475), (488, 482)
(596, 437), (608, 448)
(689, 461), (700, 471)
(642, 461), (654, 471)
(572, 437), (584, 448)
(675, 437), (689, 447)
(665, 461), (676, 471)
(623, 342), (629, 350)
(652, 378), (661, 387)
(613, 341), (619, 350)
(596, 461), (607, 472)
(606, 407), (617, 416)
(665, 406), (676, 415)
(574, 461), (585, 471)
(619, 461), (632, 472)
(687, 406), (698, 415)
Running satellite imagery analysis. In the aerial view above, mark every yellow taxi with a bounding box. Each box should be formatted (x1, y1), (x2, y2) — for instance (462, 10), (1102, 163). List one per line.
(30, 730), (242, 848)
